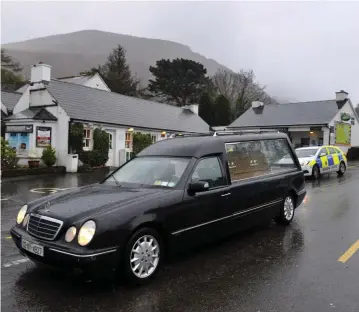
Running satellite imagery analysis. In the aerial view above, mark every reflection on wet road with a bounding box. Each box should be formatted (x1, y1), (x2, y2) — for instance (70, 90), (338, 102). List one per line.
(1, 167), (359, 312)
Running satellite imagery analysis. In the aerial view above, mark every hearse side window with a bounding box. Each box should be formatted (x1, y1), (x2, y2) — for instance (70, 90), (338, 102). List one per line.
(191, 157), (226, 188)
(226, 139), (297, 181)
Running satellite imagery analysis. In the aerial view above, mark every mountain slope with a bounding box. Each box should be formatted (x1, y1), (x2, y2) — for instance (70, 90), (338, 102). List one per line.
(2, 30), (230, 83)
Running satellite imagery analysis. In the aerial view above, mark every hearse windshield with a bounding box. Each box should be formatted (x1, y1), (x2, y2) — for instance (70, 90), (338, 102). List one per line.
(104, 157), (190, 187)
(295, 148), (319, 158)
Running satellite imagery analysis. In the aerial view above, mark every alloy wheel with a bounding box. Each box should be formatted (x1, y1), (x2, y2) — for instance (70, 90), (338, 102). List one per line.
(283, 196), (294, 221)
(130, 235), (160, 279)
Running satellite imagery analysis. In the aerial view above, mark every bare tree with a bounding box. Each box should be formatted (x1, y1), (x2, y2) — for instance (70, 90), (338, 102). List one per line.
(212, 69), (277, 120)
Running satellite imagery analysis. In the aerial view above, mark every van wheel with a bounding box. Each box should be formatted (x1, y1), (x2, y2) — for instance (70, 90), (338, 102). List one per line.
(122, 227), (162, 285)
(337, 161), (346, 176)
(275, 195), (295, 225)
(312, 165), (320, 180)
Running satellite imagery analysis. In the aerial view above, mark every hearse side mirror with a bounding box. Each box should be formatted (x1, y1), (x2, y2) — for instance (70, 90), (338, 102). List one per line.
(188, 181), (210, 193)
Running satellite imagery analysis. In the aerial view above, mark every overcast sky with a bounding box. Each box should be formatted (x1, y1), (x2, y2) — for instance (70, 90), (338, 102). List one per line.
(1, 1), (359, 104)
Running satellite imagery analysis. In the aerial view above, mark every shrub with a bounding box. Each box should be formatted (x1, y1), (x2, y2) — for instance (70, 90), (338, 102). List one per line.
(41, 145), (57, 167)
(79, 127), (109, 167)
(80, 150), (105, 167)
(69, 123), (84, 153)
(133, 132), (153, 156)
(1, 137), (17, 169)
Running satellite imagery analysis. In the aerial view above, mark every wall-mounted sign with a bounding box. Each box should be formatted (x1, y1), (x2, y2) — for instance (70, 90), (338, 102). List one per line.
(36, 126), (52, 147)
(5, 125), (33, 133)
(340, 112), (351, 122)
(335, 122), (351, 146)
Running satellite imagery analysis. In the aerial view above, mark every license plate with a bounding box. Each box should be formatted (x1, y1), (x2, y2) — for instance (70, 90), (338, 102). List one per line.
(22, 239), (44, 257)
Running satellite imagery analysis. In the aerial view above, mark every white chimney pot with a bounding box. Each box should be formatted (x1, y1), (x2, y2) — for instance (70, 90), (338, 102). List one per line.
(189, 104), (199, 115)
(31, 63), (51, 83)
(252, 101), (264, 108)
(336, 90), (348, 102)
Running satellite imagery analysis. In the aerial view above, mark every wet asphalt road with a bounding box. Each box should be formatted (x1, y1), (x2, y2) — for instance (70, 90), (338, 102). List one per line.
(1, 167), (359, 312)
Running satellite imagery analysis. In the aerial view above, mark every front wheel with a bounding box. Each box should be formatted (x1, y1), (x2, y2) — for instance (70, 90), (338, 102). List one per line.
(312, 165), (320, 180)
(122, 227), (162, 285)
(337, 161), (346, 176)
(275, 195), (295, 225)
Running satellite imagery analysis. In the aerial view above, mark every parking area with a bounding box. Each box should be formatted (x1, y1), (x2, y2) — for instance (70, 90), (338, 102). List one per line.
(1, 166), (359, 312)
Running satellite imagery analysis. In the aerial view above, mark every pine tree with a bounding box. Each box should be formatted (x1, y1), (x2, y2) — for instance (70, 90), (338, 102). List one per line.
(81, 45), (139, 96)
(1, 49), (26, 91)
(148, 58), (210, 106)
(199, 92), (215, 126)
(213, 95), (231, 126)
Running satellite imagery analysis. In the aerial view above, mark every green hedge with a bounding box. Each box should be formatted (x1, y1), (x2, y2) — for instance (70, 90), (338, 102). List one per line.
(133, 132), (153, 156)
(79, 128), (109, 167)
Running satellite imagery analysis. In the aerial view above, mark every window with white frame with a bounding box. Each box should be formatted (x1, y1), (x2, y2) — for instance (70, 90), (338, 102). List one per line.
(83, 129), (92, 148)
(151, 135), (157, 143)
(125, 132), (133, 149)
(108, 133), (113, 149)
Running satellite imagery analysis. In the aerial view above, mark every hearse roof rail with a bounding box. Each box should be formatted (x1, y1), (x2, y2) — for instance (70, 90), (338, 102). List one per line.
(212, 129), (280, 136)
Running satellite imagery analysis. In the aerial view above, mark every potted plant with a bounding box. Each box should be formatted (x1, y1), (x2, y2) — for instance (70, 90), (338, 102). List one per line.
(41, 145), (56, 167)
(28, 149), (41, 168)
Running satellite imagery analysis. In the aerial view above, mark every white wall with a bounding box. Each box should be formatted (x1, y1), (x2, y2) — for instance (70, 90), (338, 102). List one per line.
(328, 101), (359, 150)
(85, 74), (110, 91)
(12, 86), (30, 114)
(30, 89), (55, 107)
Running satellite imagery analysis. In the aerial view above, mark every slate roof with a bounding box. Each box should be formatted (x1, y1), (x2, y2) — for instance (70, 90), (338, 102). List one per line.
(228, 100), (340, 128)
(57, 75), (92, 85)
(5, 108), (57, 121)
(1, 90), (22, 112)
(45, 79), (209, 133)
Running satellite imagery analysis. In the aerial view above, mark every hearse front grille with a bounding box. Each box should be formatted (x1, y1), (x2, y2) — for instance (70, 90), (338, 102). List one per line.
(27, 214), (63, 241)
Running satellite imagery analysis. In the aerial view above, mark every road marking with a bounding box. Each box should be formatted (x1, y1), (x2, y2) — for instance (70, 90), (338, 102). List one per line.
(338, 239), (359, 263)
(2, 257), (30, 268)
(30, 187), (75, 194)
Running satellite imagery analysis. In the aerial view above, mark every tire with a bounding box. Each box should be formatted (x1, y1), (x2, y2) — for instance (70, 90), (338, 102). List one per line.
(312, 165), (320, 180)
(337, 161), (346, 176)
(275, 195), (295, 225)
(122, 227), (162, 285)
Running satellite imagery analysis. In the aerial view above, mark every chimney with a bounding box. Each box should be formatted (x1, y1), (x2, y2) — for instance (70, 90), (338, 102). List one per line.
(252, 101), (264, 114)
(183, 104), (199, 115)
(335, 90), (348, 109)
(31, 62), (51, 84)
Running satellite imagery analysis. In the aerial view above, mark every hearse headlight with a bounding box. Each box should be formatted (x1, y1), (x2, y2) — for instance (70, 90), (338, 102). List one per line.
(16, 205), (28, 225)
(23, 214), (30, 227)
(78, 220), (96, 246)
(65, 226), (77, 243)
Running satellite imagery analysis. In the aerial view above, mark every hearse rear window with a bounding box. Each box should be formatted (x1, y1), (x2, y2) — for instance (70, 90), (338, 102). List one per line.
(225, 139), (297, 181)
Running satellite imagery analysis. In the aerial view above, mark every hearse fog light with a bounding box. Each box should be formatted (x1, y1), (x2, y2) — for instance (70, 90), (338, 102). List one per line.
(17, 205), (28, 225)
(65, 226), (77, 243)
(23, 214), (30, 227)
(78, 220), (96, 246)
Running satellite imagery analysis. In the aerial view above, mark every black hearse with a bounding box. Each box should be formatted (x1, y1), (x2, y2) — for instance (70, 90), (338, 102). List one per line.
(11, 131), (306, 284)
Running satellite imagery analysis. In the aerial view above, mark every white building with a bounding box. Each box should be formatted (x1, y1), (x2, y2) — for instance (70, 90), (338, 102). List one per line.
(228, 91), (359, 155)
(3, 63), (209, 170)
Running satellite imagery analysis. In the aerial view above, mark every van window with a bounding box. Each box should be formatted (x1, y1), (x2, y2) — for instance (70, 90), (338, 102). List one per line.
(226, 139), (297, 181)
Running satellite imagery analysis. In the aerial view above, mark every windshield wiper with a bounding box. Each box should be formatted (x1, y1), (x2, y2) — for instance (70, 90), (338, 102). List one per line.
(110, 174), (121, 187)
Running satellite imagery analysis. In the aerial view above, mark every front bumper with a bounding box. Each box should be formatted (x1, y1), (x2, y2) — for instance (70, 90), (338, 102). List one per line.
(10, 226), (121, 276)
(300, 165), (312, 176)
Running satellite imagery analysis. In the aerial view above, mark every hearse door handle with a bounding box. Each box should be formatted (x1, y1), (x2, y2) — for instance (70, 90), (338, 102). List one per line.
(221, 192), (231, 197)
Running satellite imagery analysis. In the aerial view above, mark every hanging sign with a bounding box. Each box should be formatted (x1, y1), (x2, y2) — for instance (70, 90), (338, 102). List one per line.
(36, 127), (52, 147)
(5, 125), (33, 133)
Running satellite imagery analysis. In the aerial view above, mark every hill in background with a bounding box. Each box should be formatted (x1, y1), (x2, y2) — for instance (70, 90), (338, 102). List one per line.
(2, 30), (230, 84)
